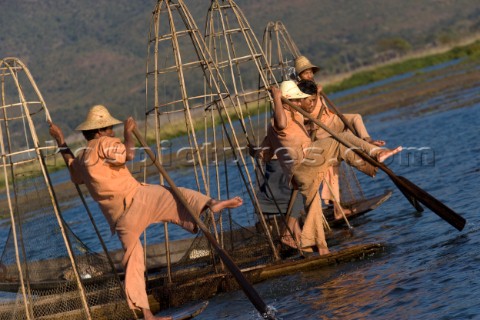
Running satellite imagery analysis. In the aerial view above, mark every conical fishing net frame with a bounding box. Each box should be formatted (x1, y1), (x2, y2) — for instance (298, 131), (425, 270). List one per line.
(204, 0), (279, 147)
(262, 21), (301, 84)
(0, 58), (135, 319)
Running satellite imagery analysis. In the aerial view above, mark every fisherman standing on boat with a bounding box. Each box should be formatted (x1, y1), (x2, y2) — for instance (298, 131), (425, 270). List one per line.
(295, 56), (386, 221)
(250, 81), (401, 255)
(49, 105), (243, 320)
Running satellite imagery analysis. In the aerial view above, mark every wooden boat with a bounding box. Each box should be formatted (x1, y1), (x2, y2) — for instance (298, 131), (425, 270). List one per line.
(324, 190), (393, 227)
(143, 242), (386, 310)
(0, 235), (385, 317)
(0, 242), (386, 319)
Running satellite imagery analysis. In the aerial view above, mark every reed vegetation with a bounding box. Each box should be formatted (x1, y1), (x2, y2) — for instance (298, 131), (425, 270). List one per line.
(324, 40), (480, 94)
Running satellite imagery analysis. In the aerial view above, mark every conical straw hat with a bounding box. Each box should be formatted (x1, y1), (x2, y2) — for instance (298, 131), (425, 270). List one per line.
(75, 105), (123, 131)
(294, 56), (320, 75)
(280, 80), (310, 99)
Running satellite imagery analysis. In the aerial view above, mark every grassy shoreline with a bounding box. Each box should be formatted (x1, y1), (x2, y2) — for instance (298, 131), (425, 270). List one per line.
(322, 39), (480, 94)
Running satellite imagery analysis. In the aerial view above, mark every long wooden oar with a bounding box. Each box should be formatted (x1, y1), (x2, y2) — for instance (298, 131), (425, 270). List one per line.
(281, 97), (466, 231)
(132, 128), (275, 319)
(320, 92), (424, 213)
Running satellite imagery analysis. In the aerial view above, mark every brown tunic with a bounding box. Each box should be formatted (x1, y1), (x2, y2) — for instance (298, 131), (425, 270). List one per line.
(69, 136), (140, 233)
(307, 98), (373, 209)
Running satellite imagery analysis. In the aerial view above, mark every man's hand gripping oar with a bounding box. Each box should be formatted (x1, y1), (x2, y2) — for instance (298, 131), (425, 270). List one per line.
(281, 96), (466, 231)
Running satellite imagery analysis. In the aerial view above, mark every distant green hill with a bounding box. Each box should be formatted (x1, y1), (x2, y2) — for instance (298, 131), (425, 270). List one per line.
(1, 0), (478, 131)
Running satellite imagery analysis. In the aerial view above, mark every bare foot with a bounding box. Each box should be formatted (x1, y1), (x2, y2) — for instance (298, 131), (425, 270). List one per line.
(318, 247), (330, 255)
(301, 246), (314, 253)
(143, 308), (172, 320)
(376, 146), (402, 163)
(302, 245), (330, 255)
(281, 235), (298, 249)
(334, 204), (352, 220)
(208, 196), (243, 213)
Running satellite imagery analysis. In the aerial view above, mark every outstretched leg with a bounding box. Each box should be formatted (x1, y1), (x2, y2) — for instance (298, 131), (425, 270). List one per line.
(336, 132), (402, 176)
(207, 196), (243, 213)
(345, 114), (386, 147)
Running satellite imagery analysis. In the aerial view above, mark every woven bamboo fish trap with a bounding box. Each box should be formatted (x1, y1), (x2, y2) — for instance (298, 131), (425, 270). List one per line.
(204, 0), (279, 147)
(204, 1), (309, 242)
(0, 57), (135, 320)
(262, 21), (301, 84)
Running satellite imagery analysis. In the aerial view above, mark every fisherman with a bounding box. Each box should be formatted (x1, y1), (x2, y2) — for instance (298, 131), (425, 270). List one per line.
(294, 55), (385, 146)
(296, 79), (355, 220)
(49, 105), (243, 320)
(295, 56), (385, 220)
(250, 81), (401, 255)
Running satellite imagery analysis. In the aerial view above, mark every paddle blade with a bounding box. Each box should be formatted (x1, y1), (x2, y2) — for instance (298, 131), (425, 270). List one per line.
(392, 179), (424, 212)
(396, 176), (466, 231)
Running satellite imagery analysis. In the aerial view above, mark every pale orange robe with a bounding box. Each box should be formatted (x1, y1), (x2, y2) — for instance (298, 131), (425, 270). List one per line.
(69, 136), (141, 234)
(307, 97), (372, 206)
(309, 96), (371, 140)
(68, 136), (210, 310)
(259, 108), (312, 184)
(115, 185), (210, 310)
(293, 132), (378, 249)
